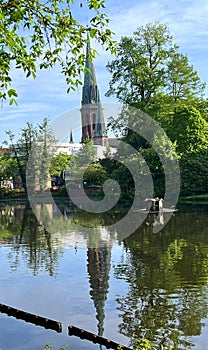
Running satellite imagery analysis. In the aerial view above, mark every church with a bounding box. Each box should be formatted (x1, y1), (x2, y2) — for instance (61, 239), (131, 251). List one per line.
(80, 34), (108, 147)
(51, 36), (119, 189)
(54, 35), (118, 158)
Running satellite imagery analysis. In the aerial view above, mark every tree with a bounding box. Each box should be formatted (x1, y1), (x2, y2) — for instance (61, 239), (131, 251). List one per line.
(5, 118), (56, 192)
(0, 0), (116, 104)
(106, 22), (175, 110)
(5, 122), (37, 190)
(106, 22), (205, 116)
(106, 22), (207, 197)
(167, 52), (205, 104)
(67, 139), (97, 188)
(49, 153), (71, 177)
(70, 139), (97, 168)
(179, 149), (208, 195)
(0, 150), (18, 186)
(35, 118), (56, 191)
(83, 162), (108, 187)
(169, 105), (208, 155)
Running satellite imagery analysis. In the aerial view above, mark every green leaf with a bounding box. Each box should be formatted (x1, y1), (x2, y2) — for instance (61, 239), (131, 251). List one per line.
(8, 89), (18, 98)
(1, 0), (116, 103)
(9, 98), (18, 106)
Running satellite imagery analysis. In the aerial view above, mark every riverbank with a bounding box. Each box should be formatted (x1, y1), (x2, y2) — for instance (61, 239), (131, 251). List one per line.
(1, 186), (208, 206)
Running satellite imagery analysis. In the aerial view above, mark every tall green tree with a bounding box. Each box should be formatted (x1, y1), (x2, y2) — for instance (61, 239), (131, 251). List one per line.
(106, 22), (205, 117)
(5, 118), (55, 192)
(36, 118), (57, 191)
(0, 0), (116, 104)
(107, 22), (174, 110)
(5, 122), (37, 190)
(166, 105), (208, 195)
(167, 53), (205, 104)
(106, 22), (207, 197)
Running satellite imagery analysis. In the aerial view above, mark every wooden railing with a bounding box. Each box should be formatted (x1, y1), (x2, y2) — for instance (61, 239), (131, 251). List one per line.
(0, 302), (132, 349)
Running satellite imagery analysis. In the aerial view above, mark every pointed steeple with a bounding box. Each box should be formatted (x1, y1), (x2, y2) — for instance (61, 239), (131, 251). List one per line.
(82, 32), (97, 106)
(80, 33), (108, 145)
(69, 129), (74, 143)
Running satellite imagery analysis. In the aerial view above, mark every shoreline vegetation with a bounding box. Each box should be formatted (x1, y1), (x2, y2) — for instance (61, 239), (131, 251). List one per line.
(1, 186), (208, 204)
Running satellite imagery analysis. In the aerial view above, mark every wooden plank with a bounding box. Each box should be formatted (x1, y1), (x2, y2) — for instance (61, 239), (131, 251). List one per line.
(0, 303), (62, 333)
(68, 325), (132, 349)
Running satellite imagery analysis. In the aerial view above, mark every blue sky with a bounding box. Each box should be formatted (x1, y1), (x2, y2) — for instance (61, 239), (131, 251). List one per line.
(0, 0), (208, 144)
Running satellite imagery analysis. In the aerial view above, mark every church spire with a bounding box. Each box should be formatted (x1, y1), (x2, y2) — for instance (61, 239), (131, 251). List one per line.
(82, 32), (97, 106)
(80, 33), (108, 145)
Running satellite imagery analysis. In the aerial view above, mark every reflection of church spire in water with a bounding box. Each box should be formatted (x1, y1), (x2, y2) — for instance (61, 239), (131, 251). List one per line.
(87, 229), (112, 337)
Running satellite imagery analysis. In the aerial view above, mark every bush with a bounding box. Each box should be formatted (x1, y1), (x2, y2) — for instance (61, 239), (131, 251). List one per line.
(0, 187), (25, 198)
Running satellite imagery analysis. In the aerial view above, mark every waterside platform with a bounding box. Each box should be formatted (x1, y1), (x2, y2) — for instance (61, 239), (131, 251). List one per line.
(134, 197), (178, 214)
(133, 208), (178, 214)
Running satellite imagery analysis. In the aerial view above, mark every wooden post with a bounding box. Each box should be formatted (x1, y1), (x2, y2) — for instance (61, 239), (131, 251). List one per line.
(68, 325), (132, 349)
(0, 303), (62, 333)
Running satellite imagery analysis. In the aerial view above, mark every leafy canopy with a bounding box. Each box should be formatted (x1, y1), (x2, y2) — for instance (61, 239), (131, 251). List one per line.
(106, 22), (205, 115)
(0, 0), (116, 104)
(4, 118), (56, 191)
(169, 105), (208, 155)
(50, 153), (71, 177)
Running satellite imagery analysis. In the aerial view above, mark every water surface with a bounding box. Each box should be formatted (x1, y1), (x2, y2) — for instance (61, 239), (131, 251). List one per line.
(0, 201), (208, 350)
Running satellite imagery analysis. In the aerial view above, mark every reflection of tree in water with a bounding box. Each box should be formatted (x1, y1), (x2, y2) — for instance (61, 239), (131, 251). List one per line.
(2, 202), (208, 348)
(0, 202), (119, 277)
(114, 212), (208, 350)
(19, 203), (60, 276)
(0, 205), (21, 242)
(0, 203), (62, 276)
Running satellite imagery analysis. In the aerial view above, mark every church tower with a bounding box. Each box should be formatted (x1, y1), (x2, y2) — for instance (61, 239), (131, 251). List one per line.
(81, 34), (108, 146)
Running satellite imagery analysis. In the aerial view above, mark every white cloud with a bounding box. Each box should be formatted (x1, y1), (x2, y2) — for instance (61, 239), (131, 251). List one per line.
(108, 0), (208, 50)
(99, 0), (208, 94)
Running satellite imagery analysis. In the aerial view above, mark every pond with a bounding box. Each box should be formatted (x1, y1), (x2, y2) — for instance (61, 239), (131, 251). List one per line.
(0, 200), (208, 350)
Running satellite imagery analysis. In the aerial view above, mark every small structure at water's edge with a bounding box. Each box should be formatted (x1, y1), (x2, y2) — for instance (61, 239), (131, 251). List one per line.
(134, 198), (178, 213)
(145, 197), (164, 211)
